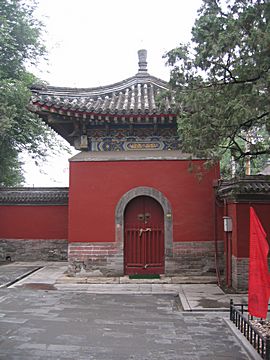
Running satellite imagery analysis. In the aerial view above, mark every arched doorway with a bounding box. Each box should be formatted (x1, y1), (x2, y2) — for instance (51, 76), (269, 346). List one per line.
(124, 196), (164, 275)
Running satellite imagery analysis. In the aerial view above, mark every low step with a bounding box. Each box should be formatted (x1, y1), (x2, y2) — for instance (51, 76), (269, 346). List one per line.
(56, 275), (217, 285)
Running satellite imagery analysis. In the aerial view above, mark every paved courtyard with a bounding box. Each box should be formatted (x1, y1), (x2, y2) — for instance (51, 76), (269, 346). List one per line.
(0, 288), (253, 360)
(0, 262), (256, 359)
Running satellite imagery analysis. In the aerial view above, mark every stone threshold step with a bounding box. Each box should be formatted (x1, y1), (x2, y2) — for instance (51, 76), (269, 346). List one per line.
(56, 275), (217, 285)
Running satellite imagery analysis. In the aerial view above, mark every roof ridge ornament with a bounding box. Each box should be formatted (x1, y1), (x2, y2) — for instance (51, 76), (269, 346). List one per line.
(137, 49), (148, 75)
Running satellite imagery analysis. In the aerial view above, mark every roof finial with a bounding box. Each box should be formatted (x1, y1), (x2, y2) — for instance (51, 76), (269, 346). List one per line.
(138, 49), (148, 74)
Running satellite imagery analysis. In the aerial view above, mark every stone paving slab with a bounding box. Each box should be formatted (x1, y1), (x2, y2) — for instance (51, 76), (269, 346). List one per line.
(0, 263), (41, 288)
(180, 284), (248, 311)
(9, 262), (68, 288)
(54, 283), (182, 295)
(0, 289), (253, 360)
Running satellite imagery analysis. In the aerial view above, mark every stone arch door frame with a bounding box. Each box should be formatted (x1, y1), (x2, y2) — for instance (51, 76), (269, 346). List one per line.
(115, 187), (173, 273)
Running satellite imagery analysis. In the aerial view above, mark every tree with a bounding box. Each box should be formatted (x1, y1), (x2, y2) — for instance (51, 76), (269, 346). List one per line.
(165, 0), (270, 176)
(0, 0), (61, 186)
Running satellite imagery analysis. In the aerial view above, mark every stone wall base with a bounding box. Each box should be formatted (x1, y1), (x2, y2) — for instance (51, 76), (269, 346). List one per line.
(0, 239), (68, 262)
(232, 256), (249, 291)
(68, 240), (224, 277)
(225, 256), (270, 291)
(167, 241), (224, 276)
(68, 242), (123, 276)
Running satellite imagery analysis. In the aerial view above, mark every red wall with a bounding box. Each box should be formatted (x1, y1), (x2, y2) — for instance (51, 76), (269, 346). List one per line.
(228, 203), (270, 257)
(0, 205), (68, 239)
(69, 160), (219, 243)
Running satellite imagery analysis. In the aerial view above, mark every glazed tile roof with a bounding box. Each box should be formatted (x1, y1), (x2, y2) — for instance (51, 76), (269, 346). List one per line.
(30, 50), (176, 119)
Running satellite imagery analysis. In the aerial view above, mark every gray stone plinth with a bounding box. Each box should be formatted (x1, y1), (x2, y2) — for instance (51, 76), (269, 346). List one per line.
(0, 239), (68, 262)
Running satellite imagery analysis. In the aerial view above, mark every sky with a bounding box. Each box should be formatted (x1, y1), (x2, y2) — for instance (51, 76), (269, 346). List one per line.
(22, 0), (203, 187)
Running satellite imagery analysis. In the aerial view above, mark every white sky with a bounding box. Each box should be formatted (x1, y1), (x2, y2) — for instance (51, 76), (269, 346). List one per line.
(22, 0), (202, 187)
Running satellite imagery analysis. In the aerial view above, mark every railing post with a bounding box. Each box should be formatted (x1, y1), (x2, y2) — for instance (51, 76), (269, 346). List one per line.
(265, 335), (270, 360)
(229, 302), (270, 358)
(230, 299), (233, 321)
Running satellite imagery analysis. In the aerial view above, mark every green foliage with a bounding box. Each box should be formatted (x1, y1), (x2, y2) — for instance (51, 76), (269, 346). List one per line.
(165, 0), (270, 176)
(0, 0), (46, 80)
(0, 0), (61, 186)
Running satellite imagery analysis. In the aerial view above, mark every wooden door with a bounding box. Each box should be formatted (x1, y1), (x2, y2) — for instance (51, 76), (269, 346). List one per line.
(124, 196), (164, 275)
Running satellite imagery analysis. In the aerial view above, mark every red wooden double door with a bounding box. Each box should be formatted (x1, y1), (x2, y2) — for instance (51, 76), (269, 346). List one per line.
(124, 196), (164, 275)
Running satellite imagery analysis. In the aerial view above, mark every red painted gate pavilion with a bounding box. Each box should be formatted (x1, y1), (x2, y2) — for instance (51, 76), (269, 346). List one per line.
(1, 50), (269, 290)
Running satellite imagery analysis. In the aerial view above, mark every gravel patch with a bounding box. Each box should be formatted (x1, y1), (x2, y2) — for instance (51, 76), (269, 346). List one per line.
(250, 320), (270, 338)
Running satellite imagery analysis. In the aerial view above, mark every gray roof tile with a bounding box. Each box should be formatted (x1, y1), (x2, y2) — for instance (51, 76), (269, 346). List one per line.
(216, 176), (270, 201)
(30, 75), (174, 118)
(0, 188), (69, 205)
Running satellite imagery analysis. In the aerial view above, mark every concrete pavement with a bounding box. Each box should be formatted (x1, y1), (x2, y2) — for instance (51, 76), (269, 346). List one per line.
(0, 261), (257, 360)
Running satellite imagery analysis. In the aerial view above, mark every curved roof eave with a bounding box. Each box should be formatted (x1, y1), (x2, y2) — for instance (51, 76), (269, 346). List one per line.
(31, 74), (169, 98)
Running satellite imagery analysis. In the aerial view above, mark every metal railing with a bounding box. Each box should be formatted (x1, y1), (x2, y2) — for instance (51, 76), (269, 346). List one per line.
(230, 300), (270, 359)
